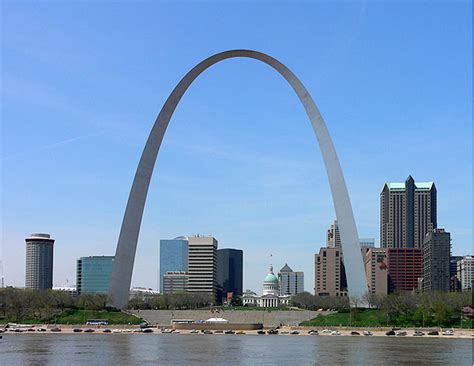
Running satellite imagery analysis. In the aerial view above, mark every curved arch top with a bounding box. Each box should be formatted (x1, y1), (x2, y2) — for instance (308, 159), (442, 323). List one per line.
(108, 50), (368, 308)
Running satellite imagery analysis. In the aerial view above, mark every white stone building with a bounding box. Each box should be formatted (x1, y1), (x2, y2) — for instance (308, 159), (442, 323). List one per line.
(242, 265), (290, 307)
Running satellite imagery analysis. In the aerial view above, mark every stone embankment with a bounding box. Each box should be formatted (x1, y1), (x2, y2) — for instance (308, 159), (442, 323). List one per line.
(129, 309), (327, 327)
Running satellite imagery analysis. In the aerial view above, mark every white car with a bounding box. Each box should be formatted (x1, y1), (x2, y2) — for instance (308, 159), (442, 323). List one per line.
(442, 330), (454, 336)
(330, 330), (341, 336)
(363, 331), (373, 336)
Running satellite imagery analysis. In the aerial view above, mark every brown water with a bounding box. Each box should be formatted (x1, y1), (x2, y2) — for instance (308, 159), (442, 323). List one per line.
(1, 334), (472, 365)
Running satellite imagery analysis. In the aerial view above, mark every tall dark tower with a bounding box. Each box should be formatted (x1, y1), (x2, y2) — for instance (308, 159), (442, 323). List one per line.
(217, 248), (243, 300)
(380, 176), (437, 248)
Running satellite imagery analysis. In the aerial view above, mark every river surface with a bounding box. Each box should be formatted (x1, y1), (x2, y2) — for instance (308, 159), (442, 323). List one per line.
(1, 334), (472, 365)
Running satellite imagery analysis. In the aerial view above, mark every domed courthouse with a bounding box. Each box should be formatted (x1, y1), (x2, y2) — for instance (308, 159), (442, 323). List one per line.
(242, 265), (291, 307)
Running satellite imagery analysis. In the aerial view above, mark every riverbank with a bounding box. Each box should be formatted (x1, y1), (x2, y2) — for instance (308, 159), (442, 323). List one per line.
(3, 325), (472, 339)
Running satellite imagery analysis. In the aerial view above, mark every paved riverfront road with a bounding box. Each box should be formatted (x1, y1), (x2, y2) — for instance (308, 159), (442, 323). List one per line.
(1, 334), (471, 365)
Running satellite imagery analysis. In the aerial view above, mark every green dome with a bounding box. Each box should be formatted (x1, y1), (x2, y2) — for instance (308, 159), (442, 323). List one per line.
(264, 273), (279, 283)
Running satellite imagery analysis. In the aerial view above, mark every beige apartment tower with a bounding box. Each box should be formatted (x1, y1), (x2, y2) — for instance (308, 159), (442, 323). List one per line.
(187, 236), (218, 299)
(380, 176), (437, 248)
(314, 247), (347, 297)
(363, 247), (388, 295)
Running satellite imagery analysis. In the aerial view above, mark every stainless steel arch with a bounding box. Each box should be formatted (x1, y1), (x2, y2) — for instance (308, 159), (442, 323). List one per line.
(108, 50), (368, 308)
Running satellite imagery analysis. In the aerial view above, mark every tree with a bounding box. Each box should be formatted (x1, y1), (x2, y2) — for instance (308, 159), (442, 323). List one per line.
(230, 293), (242, 307)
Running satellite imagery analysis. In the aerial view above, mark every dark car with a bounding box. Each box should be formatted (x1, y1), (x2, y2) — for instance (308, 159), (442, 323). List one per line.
(84, 329), (95, 333)
(224, 330), (235, 335)
(385, 330), (396, 336)
(102, 329), (112, 333)
(427, 331), (439, 336)
(267, 329), (278, 335)
(142, 328), (154, 333)
(257, 330), (266, 335)
(73, 328), (83, 333)
(50, 327), (62, 332)
(351, 331), (360, 336)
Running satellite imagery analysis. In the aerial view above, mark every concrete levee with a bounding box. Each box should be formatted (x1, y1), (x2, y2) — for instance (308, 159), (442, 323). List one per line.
(130, 309), (327, 328)
(173, 323), (262, 330)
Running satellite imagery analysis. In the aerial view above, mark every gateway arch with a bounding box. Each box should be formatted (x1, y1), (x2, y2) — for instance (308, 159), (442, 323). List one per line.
(108, 50), (368, 309)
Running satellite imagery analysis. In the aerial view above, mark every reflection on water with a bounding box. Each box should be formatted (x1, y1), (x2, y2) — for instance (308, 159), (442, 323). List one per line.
(1, 334), (472, 365)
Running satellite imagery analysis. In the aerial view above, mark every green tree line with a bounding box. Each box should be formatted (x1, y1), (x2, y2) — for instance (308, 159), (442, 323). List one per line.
(292, 290), (473, 327)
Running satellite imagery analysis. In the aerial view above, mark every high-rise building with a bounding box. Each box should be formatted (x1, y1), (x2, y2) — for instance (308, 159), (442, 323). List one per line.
(363, 247), (388, 295)
(327, 220), (341, 248)
(217, 248), (243, 298)
(25, 233), (55, 290)
(187, 236), (218, 299)
(159, 236), (188, 292)
(76, 256), (114, 295)
(314, 247), (347, 297)
(162, 271), (189, 293)
(387, 248), (423, 292)
(328, 220), (376, 249)
(456, 255), (473, 291)
(359, 238), (375, 248)
(422, 229), (450, 292)
(278, 263), (304, 296)
(450, 255), (463, 291)
(380, 176), (437, 248)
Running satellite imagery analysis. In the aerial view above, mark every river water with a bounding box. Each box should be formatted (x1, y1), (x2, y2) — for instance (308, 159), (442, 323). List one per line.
(1, 334), (472, 365)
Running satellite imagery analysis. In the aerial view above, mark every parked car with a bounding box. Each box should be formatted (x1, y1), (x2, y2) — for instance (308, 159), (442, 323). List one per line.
(330, 331), (341, 336)
(142, 328), (154, 333)
(413, 330), (424, 336)
(73, 328), (83, 333)
(385, 330), (396, 336)
(36, 328), (47, 332)
(224, 330), (235, 335)
(102, 329), (112, 333)
(395, 331), (407, 337)
(50, 327), (62, 332)
(84, 329), (95, 333)
(290, 330), (300, 335)
(236, 331), (246, 335)
(351, 331), (360, 336)
(190, 329), (199, 334)
(308, 330), (318, 336)
(203, 330), (213, 335)
(442, 330), (454, 336)
(427, 331), (439, 336)
(257, 330), (266, 335)
(267, 329), (278, 335)
(363, 331), (373, 336)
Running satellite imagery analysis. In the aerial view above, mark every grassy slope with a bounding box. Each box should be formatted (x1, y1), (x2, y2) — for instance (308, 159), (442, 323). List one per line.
(56, 309), (143, 325)
(301, 309), (473, 328)
(301, 310), (385, 327)
(3, 310), (143, 325)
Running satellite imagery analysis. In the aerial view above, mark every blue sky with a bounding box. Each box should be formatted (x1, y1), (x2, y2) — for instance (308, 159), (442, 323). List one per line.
(1, 1), (472, 292)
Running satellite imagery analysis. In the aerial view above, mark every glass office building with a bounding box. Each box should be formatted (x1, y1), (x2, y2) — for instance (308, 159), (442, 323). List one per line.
(76, 256), (114, 295)
(217, 248), (243, 297)
(159, 237), (189, 292)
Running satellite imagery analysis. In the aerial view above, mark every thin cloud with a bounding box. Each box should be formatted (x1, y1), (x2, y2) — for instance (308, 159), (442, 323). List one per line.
(1, 132), (104, 161)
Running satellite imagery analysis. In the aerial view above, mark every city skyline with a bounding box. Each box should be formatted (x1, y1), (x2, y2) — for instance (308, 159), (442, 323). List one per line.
(2, 2), (472, 293)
